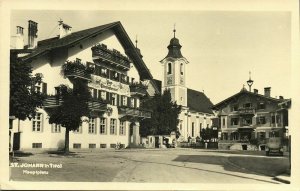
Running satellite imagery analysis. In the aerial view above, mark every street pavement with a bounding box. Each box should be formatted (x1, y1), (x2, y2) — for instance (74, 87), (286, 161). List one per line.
(9, 148), (289, 183)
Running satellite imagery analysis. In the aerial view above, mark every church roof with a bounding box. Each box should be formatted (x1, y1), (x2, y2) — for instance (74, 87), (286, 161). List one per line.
(165, 37), (184, 59)
(187, 88), (214, 114)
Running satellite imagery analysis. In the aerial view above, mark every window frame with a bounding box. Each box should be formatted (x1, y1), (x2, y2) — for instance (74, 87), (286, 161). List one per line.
(110, 118), (117, 135)
(88, 117), (97, 134)
(32, 113), (43, 132)
(119, 120), (126, 135)
(100, 118), (107, 134)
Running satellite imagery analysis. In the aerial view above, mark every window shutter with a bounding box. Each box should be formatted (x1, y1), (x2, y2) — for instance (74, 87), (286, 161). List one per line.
(42, 82), (47, 94)
(134, 98), (137, 108)
(121, 95), (124, 106)
(117, 95), (120, 106)
(127, 97), (131, 107)
(106, 92), (110, 102)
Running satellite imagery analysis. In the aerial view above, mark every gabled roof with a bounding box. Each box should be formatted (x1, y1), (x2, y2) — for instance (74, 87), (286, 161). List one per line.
(16, 21), (159, 93)
(212, 89), (285, 110)
(187, 88), (214, 114)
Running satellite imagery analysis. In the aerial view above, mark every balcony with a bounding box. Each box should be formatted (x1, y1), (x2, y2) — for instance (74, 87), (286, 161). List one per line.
(130, 82), (148, 96)
(88, 99), (107, 112)
(43, 95), (107, 112)
(118, 106), (151, 119)
(43, 95), (63, 108)
(92, 44), (131, 70)
(238, 107), (255, 115)
(64, 67), (91, 81)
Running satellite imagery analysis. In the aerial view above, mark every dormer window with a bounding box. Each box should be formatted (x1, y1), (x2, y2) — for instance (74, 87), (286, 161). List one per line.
(167, 63), (172, 74)
(257, 102), (266, 110)
(243, 103), (252, 108)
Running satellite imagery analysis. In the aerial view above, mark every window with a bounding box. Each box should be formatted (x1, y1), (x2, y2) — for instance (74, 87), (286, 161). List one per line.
(93, 88), (97, 98)
(99, 118), (107, 134)
(100, 144), (107, 148)
(258, 132), (266, 139)
(110, 118), (117, 135)
(73, 144), (81, 149)
(207, 124), (209, 128)
(119, 120), (126, 135)
(89, 144), (96, 149)
(276, 115), (281, 124)
(167, 63), (172, 74)
(243, 103), (252, 108)
(101, 91), (106, 100)
(130, 98), (135, 108)
(111, 94), (117, 105)
(271, 116), (276, 124)
(257, 102), (266, 110)
(231, 118), (239, 125)
(242, 117), (252, 126)
(231, 105), (239, 111)
(110, 144), (116, 148)
(32, 143), (42, 148)
(89, 117), (96, 134)
(35, 82), (42, 93)
(74, 125), (82, 133)
(192, 122), (195, 137)
(122, 96), (127, 106)
(52, 123), (61, 133)
(257, 116), (266, 125)
(32, 113), (42, 132)
(222, 118), (225, 126)
(180, 121), (183, 131)
(180, 63), (183, 75)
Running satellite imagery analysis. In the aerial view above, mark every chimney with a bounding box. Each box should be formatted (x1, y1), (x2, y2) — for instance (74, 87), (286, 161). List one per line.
(264, 87), (271, 97)
(279, 96), (284, 100)
(58, 20), (72, 38)
(28, 20), (38, 49)
(253, 89), (258, 94)
(15, 26), (24, 49)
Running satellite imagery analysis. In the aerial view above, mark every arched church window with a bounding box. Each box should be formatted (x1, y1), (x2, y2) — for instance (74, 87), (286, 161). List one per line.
(180, 63), (184, 75)
(168, 63), (172, 74)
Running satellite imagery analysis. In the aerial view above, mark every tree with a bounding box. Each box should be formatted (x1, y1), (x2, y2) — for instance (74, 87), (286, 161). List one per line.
(10, 55), (46, 121)
(140, 89), (181, 137)
(48, 61), (92, 154)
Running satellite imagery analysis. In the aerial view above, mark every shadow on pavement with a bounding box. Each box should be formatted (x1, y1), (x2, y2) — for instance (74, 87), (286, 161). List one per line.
(173, 155), (289, 178)
(45, 150), (82, 157)
(9, 151), (33, 157)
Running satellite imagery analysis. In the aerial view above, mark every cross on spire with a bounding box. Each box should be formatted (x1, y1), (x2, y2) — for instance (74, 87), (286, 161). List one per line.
(135, 35), (138, 48)
(173, 23), (176, 38)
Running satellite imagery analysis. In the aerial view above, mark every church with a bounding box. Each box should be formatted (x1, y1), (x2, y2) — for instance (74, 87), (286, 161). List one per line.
(160, 29), (215, 142)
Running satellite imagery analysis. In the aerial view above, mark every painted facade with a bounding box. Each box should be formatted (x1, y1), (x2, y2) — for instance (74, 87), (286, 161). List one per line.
(212, 86), (290, 150)
(10, 21), (158, 150)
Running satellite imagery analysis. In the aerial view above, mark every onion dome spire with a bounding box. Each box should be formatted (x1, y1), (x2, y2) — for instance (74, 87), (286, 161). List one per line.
(165, 24), (183, 58)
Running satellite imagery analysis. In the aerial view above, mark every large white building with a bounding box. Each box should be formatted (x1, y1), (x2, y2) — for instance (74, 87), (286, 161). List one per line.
(10, 20), (160, 150)
(160, 30), (215, 142)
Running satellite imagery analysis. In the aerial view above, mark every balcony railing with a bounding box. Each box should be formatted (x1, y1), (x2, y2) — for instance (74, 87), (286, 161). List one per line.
(43, 96), (63, 108)
(92, 44), (131, 69)
(118, 106), (151, 119)
(129, 83), (147, 96)
(238, 107), (255, 115)
(43, 95), (107, 112)
(64, 68), (91, 80)
(88, 99), (107, 111)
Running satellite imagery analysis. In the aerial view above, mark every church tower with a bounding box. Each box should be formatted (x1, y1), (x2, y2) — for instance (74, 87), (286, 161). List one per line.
(160, 27), (189, 106)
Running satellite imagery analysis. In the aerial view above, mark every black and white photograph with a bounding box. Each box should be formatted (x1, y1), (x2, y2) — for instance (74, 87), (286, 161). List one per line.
(0, 0), (299, 190)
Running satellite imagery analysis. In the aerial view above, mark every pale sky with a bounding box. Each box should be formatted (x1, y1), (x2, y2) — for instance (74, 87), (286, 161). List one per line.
(11, 10), (291, 104)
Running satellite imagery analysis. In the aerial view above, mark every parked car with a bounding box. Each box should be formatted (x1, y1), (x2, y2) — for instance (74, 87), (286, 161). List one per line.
(266, 137), (284, 156)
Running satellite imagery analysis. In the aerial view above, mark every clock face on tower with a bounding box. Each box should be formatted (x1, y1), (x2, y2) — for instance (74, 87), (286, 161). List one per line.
(167, 76), (173, 85)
